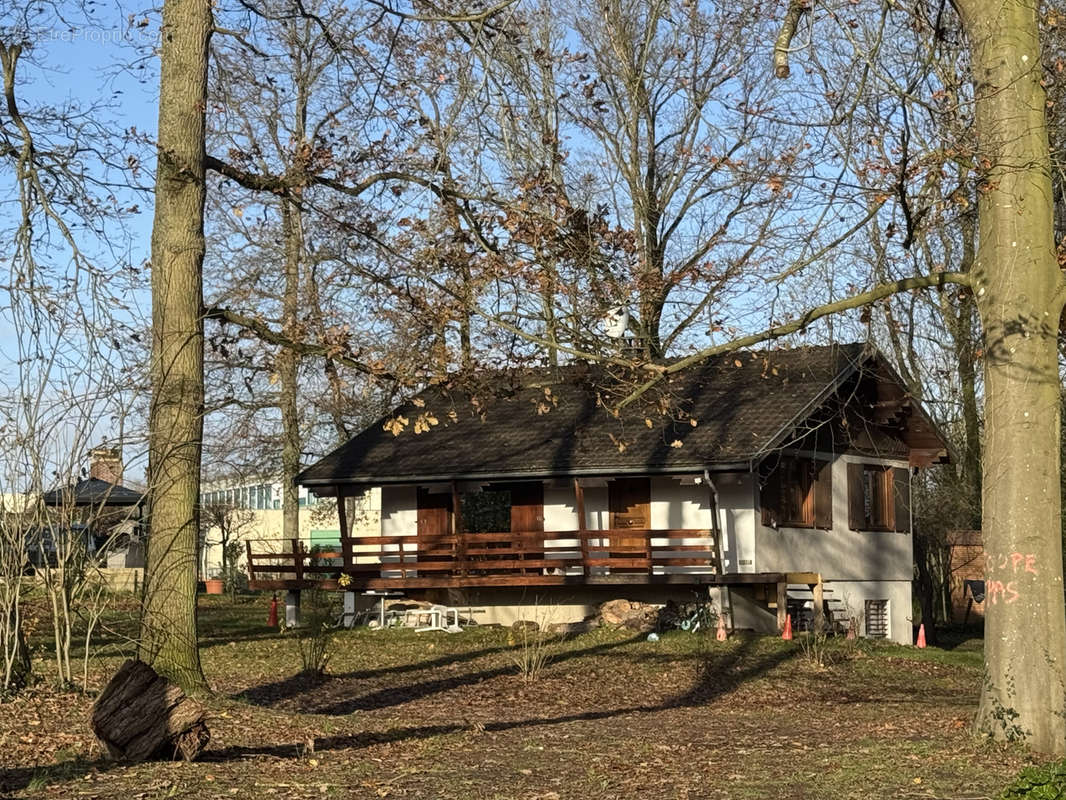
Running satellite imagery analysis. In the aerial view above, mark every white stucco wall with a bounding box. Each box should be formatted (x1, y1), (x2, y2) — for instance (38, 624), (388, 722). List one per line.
(375, 485), (418, 573)
(543, 485), (579, 530)
(380, 485), (418, 538)
(826, 579), (913, 644)
(749, 453), (914, 644)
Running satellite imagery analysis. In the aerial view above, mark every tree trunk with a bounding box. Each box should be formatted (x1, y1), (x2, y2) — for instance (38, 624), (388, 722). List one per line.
(912, 529), (939, 646)
(279, 198), (302, 543)
(139, 0), (211, 692)
(957, 0), (1066, 754)
(91, 659), (209, 762)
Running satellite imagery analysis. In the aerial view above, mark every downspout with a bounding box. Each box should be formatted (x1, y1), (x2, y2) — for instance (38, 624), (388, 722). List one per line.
(704, 469), (733, 632)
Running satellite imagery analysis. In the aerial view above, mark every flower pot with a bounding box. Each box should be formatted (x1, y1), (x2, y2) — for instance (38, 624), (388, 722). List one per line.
(205, 578), (224, 595)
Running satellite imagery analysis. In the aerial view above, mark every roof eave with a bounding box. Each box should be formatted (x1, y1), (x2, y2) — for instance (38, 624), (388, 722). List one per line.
(300, 459), (755, 489)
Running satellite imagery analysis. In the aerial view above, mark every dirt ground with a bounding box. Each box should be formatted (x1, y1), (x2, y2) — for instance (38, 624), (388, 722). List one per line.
(0, 595), (1035, 799)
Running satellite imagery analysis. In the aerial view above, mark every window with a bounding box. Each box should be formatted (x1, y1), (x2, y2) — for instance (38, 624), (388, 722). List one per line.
(760, 456), (832, 530)
(847, 463), (909, 532)
(460, 488), (512, 533)
(865, 599), (889, 638)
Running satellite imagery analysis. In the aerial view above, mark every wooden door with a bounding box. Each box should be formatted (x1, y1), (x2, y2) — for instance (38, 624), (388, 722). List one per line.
(608, 477), (651, 572)
(509, 482), (544, 574)
(417, 487), (452, 574)
(609, 477), (650, 529)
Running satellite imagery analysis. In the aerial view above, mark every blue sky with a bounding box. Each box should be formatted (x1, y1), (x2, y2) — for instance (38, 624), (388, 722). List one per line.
(0, 3), (161, 486)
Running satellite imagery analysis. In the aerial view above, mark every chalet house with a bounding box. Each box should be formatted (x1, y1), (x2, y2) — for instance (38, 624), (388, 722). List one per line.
(247, 343), (949, 644)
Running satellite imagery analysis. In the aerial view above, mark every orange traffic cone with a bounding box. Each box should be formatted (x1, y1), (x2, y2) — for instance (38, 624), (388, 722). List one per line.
(782, 614), (793, 641)
(916, 623), (927, 648)
(716, 614), (728, 642)
(268, 593), (279, 628)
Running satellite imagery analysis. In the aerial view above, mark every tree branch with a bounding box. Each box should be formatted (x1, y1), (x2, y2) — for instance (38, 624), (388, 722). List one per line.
(773, 0), (811, 79)
(204, 305), (396, 382)
(363, 0), (517, 23)
(616, 271), (971, 409)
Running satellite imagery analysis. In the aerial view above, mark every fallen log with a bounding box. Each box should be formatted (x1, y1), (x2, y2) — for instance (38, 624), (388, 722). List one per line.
(90, 659), (210, 762)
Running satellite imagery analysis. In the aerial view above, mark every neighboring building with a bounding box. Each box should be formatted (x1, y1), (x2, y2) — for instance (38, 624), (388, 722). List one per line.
(248, 343), (949, 644)
(949, 529), (985, 623)
(38, 446), (146, 568)
(199, 477), (379, 579)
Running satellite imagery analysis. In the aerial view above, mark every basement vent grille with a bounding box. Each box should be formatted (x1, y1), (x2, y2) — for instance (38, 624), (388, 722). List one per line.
(865, 599), (889, 639)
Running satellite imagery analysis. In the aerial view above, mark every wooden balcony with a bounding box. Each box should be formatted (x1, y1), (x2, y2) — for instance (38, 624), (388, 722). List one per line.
(246, 529), (728, 591)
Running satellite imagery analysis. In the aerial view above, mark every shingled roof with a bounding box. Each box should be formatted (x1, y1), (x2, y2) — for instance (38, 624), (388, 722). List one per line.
(299, 342), (947, 488)
(41, 477), (145, 507)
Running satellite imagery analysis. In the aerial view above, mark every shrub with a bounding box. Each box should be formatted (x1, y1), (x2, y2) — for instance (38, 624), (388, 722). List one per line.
(509, 602), (557, 683)
(292, 589), (336, 677)
(1000, 761), (1066, 800)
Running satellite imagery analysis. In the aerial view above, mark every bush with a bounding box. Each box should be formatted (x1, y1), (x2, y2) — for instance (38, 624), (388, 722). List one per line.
(508, 603), (557, 683)
(1000, 761), (1066, 799)
(292, 589), (336, 677)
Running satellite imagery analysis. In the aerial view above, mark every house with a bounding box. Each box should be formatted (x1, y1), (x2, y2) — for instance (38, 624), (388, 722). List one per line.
(247, 343), (949, 644)
(948, 529), (985, 624)
(37, 447), (146, 590)
(39, 447), (146, 564)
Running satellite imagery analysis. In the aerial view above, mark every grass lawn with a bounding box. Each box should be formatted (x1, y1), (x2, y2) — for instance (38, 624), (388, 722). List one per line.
(0, 593), (1038, 799)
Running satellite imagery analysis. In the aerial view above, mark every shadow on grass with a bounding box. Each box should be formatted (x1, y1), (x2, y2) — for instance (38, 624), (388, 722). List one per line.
(236, 631), (654, 714)
(215, 634), (795, 757)
(0, 634), (796, 793)
(934, 624), (984, 652)
(234, 640), (518, 707)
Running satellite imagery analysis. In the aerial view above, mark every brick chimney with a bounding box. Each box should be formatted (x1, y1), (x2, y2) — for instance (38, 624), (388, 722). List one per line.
(89, 446), (123, 485)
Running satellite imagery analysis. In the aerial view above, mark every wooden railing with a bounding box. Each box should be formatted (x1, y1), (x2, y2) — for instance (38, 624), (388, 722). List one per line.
(246, 529), (717, 589)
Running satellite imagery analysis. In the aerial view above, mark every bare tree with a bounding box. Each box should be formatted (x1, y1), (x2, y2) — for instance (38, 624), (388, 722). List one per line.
(0, 9), (148, 692)
(199, 499), (254, 600)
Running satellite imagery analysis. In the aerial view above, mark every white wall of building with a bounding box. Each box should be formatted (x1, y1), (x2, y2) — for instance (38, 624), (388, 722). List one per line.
(543, 485), (578, 530)
(750, 452), (914, 644)
(380, 485), (417, 538)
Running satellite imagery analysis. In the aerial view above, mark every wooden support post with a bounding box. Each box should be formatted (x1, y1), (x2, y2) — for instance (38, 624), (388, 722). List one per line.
(292, 538), (304, 583)
(706, 478), (725, 576)
(245, 540), (254, 582)
(777, 580), (788, 632)
(811, 577), (825, 633)
(452, 481), (465, 576)
(574, 478), (589, 575)
(336, 486), (352, 575)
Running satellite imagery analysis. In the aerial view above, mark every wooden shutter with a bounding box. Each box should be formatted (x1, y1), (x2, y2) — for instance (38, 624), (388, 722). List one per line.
(760, 465), (781, 528)
(893, 467), (911, 532)
(417, 488), (451, 535)
(814, 459), (833, 530)
(509, 482), (544, 533)
(416, 488), (452, 572)
(847, 462), (864, 531)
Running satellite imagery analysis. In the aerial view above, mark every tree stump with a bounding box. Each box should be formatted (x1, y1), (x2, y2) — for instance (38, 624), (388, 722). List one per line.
(90, 659), (210, 762)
